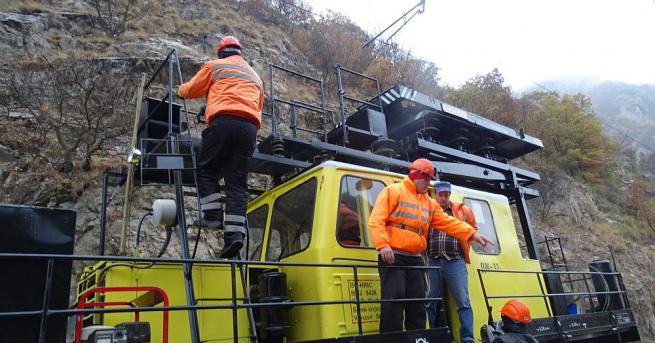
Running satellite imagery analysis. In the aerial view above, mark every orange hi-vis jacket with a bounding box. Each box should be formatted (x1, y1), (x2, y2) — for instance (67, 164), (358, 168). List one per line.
(441, 200), (477, 264)
(368, 177), (476, 256)
(178, 55), (264, 128)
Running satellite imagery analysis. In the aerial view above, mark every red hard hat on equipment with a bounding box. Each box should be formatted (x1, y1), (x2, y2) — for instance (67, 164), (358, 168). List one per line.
(217, 35), (242, 54)
(409, 158), (435, 179)
(500, 299), (532, 324)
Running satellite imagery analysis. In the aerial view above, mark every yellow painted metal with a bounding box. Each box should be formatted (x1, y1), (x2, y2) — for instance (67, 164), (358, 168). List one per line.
(79, 262), (253, 343)
(77, 162), (552, 343)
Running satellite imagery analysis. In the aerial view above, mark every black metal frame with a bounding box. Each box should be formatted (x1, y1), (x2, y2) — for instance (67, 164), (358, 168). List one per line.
(333, 63), (384, 146)
(99, 170), (126, 256)
(266, 64), (327, 142)
(0, 252), (448, 343)
(124, 49), (205, 343)
(476, 268), (639, 342)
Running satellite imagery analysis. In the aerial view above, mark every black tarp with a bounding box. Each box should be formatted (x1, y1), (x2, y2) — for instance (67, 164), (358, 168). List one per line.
(0, 204), (76, 343)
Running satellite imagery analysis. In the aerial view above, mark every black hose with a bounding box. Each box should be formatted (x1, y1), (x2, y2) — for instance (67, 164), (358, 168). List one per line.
(136, 212), (153, 252)
(157, 227), (173, 258)
(191, 215), (202, 259)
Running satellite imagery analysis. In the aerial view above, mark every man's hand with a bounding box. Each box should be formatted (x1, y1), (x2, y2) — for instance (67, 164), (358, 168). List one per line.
(472, 232), (494, 247)
(379, 246), (395, 264)
(174, 89), (184, 99)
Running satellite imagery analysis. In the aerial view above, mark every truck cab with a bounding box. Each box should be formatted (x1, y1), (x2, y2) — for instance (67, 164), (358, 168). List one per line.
(242, 160), (551, 342)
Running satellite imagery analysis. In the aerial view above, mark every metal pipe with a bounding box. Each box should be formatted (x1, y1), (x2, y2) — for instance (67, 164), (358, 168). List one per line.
(535, 272), (552, 317)
(582, 273), (595, 312)
(269, 64), (277, 136)
(230, 263), (238, 343)
(479, 268), (621, 276)
(334, 64), (348, 145)
(0, 296), (451, 323)
(336, 65), (380, 81)
(361, 0), (424, 48)
(144, 50), (175, 91)
(375, 79), (384, 113)
(100, 171), (126, 255)
(290, 101), (298, 138)
(100, 172), (109, 256)
(0, 252), (443, 270)
(171, 132), (201, 343)
(274, 98), (323, 112)
(544, 234), (555, 268)
(484, 290), (626, 299)
(477, 269), (493, 325)
(269, 64), (323, 83)
(510, 170), (540, 260)
(238, 262), (258, 343)
(352, 266), (363, 336)
(343, 95), (383, 110)
(319, 80), (327, 142)
(37, 259), (54, 343)
(168, 52), (174, 136)
(174, 50), (203, 260)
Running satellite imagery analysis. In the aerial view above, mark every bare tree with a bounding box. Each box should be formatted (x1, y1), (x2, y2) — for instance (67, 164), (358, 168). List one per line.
(5, 59), (135, 171)
(92, 0), (143, 37)
(534, 166), (567, 223)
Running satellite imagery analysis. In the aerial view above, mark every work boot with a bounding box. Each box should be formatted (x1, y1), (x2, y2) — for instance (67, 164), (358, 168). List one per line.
(192, 216), (223, 230)
(220, 232), (245, 259)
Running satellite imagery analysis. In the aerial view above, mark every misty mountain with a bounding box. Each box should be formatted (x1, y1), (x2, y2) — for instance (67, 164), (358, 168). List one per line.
(531, 79), (655, 153)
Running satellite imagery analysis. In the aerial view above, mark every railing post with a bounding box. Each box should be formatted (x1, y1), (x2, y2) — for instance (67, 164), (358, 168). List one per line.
(230, 262), (239, 343)
(352, 266), (363, 336)
(38, 259), (55, 343)
(536, 272), (552, 317)
(100, 172), (109, 256)
(477, 269), (493, 325)
(269, 64), (277, 136)
(334, 64), (348, 145)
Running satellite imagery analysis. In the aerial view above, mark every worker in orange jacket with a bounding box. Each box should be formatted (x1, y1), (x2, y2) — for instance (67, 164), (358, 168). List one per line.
(427, 181), (478, 342)
(337, 202), (362, 246)
(368, 158), (492, 333)
(177, 35), (264, 258)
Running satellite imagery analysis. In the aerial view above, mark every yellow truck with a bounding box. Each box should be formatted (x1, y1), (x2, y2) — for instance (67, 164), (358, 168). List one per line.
(0, 51), (640, 343)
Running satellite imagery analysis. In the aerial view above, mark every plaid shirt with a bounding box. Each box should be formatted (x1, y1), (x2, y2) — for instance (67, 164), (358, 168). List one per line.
(429, 207), (465, 260)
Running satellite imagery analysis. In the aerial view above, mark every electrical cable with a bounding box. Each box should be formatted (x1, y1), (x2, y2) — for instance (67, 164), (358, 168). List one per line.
(135, 212), (153, 256)
(189, 207), (202, 259)
(158, 227), (173, 258)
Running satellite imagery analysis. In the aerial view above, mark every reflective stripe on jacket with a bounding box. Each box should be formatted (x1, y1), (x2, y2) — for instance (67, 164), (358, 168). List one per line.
(368, 177), (476, 255)
(178, 55), (264, 128)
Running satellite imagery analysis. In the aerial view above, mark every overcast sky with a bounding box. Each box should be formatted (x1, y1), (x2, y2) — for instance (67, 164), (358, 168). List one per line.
(307, 0), (655, 89)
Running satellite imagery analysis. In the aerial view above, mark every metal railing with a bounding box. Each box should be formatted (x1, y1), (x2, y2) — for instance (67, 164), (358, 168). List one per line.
(267, 64), (327, 142)
(333, 64), (384, 146)
(476, 267), (630, 319)
(0, 252), (445, 343)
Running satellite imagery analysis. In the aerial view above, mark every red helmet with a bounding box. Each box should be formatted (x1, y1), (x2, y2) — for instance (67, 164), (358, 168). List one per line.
(217, 35), (242, 55)
(409, 158), (435, 179)
(500, 299), (532, 324)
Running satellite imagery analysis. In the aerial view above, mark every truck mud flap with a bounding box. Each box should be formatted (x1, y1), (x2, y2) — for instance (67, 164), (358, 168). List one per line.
(298, 328), (452, 343)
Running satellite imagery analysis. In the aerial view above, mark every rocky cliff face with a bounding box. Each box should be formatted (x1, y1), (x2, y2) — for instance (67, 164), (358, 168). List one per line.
(528, 174), (655, 339)
(0, 1), (653, 341)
